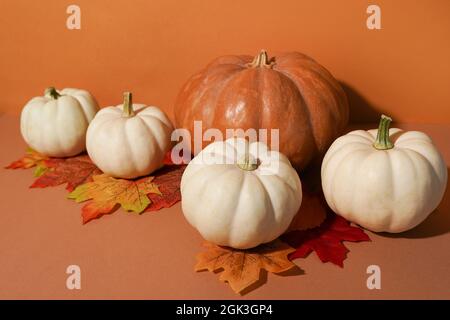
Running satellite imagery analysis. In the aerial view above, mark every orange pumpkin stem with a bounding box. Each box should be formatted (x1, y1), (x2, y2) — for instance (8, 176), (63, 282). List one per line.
(122, 92), (135, 117)
(248, 50), (274, 68)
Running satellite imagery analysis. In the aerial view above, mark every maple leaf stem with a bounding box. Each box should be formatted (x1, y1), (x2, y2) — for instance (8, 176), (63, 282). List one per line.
(122, 92), (135, 117)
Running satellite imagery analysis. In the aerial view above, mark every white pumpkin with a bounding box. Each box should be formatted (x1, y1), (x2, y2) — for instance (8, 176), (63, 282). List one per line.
(321, 115), (447, 233)
(20, 87), (99, 157)
(181, 137), (302, 249)
(86, 92), (173, 179)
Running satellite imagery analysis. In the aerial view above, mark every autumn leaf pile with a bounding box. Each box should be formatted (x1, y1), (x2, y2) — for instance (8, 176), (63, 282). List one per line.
(6, 149), (185, 223)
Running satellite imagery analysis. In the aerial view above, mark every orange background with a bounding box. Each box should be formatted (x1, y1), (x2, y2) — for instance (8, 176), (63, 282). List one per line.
(1, 1), (450, 299)
(1, 0), (450, 124)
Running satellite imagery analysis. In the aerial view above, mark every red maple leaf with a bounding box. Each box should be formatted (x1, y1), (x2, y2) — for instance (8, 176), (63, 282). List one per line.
(30, 155), (102, 192)
(145, 164), (186, 211)
(281, 213), (371, 267)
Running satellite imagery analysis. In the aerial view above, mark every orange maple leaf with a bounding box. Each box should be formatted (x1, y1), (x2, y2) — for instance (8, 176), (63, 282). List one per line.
(68, 174), (162, 224)
(195, 240), (298, 294)
(5, 148), (53, 177)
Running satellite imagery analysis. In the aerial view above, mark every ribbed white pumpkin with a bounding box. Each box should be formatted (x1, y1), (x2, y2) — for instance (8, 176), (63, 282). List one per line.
(181, 137), (302, 249)
(86, 92), (173, 179)
(20, 87), (99, 157)
(321, 115), (447, 233)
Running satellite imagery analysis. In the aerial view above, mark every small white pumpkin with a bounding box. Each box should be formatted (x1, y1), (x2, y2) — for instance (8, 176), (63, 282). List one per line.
(321, 115), (447, 233)
(20, 87), (99, 157)
(86, 92), (173, 179)
(181, 137), (302, 249)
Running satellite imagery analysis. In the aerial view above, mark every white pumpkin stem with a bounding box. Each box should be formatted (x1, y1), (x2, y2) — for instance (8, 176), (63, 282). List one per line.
(237, 154), (259, 171)
(44, 87), (61, 99)
(247, 50), (274, 68)
(373, 114), (394, 150)
(122, 92), (135, 117)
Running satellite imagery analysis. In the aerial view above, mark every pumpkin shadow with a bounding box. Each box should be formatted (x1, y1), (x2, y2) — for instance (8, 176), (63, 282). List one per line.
(340, 82), (381, 124)
(381, 167), (450, 239)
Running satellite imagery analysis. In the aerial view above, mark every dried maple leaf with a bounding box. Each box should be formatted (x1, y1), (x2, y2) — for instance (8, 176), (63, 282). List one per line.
(195, 240), (298, 294)
(281, 213), (370, 267)
(68, 174), (161, 224)
(145, 165), (186, 212)
(5, 148), (53, 177)
(30, 155), (101, 191)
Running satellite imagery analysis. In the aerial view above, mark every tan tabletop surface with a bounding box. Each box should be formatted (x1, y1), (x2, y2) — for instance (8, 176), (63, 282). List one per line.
(0, 114), (449, 299)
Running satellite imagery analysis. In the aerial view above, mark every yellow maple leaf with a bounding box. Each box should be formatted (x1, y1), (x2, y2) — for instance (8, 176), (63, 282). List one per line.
(68, 174), (161, 223)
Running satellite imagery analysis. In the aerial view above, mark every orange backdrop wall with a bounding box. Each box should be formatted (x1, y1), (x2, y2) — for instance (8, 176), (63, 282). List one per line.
(1, 0), (449, 124)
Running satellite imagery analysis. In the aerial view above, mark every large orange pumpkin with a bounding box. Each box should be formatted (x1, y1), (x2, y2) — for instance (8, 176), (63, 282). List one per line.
(174, 50), (349, 171)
